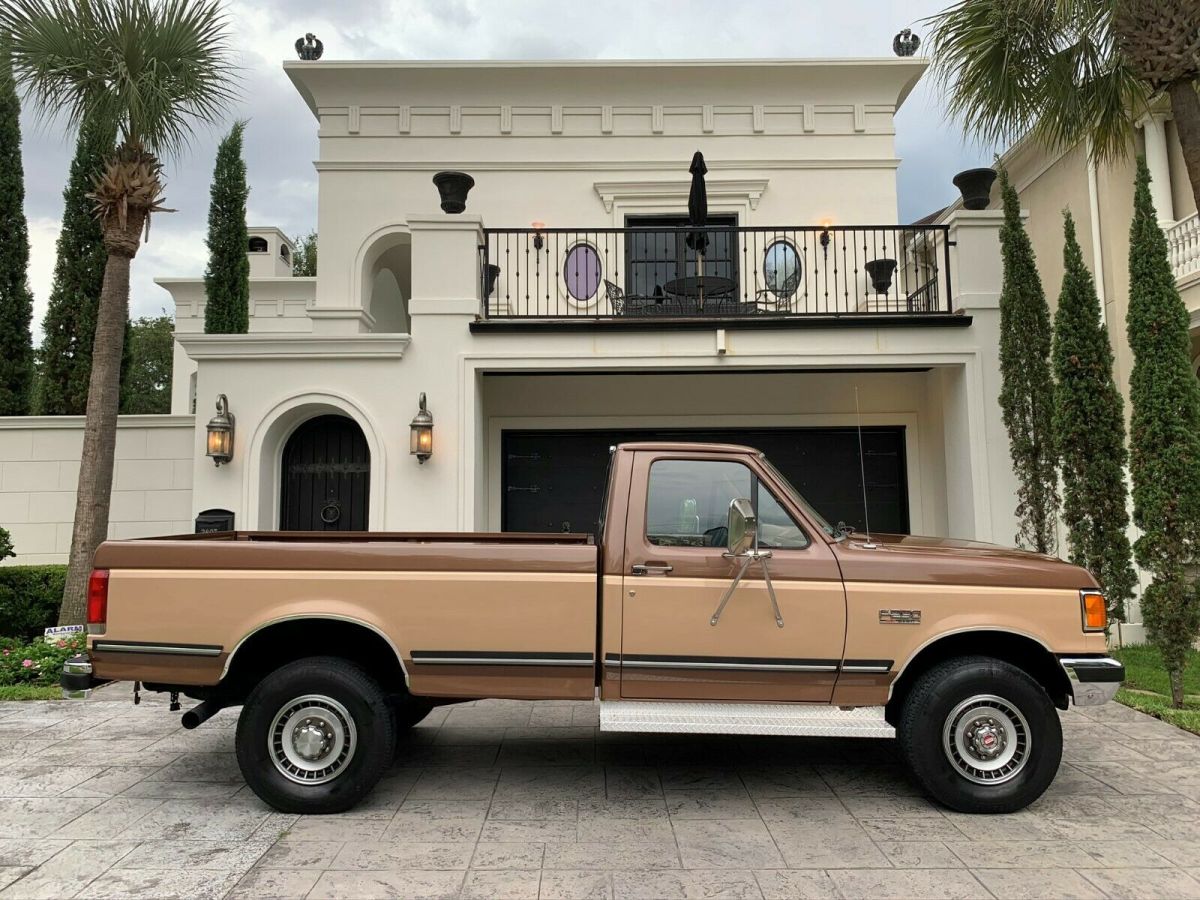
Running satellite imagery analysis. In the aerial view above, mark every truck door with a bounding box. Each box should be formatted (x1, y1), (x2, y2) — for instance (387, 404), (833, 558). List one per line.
(619, 450), (847, 702)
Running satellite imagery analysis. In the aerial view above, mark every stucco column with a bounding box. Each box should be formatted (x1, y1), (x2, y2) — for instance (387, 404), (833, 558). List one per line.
(1141, 113), (1176, 225)
(943, 209), (1019, 546)
(391, 214), (487, 531)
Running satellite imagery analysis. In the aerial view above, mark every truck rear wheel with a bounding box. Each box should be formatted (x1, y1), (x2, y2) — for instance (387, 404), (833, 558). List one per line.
(235, 656), (395, 814)
(898, 655), (1061, 813)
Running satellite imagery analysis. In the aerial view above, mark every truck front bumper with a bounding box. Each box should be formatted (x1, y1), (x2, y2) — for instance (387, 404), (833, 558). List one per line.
(1059, 656), (1124, 707)
(60, 655), (94, 700)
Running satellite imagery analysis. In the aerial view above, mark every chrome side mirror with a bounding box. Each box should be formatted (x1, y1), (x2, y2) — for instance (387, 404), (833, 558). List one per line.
(726, 497), (757, 557)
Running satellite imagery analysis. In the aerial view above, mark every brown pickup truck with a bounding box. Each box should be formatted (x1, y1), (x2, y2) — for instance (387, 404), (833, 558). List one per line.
(63, 442), (1122, 815)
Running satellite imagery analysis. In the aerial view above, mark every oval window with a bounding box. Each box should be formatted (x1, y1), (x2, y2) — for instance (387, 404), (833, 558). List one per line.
(564, 244), (602, 302)
(763, 241), (801, 298)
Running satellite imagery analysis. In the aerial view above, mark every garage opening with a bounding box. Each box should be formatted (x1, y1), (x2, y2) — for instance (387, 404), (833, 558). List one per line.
(501, 427), (908, 536)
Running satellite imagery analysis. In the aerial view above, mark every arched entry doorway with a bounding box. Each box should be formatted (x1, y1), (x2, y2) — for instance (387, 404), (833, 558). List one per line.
(280, 415), (371, 531)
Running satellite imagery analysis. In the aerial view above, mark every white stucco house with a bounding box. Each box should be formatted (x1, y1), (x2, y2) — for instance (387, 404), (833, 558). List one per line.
(1, 55), (1045, 616)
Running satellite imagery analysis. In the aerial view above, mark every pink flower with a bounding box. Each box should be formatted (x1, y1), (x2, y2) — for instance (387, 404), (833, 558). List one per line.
(21, 659), (33, 668)
(56, 640), (66, 648)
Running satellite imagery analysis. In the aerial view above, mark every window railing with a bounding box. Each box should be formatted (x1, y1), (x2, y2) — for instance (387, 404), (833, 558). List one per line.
(479, 224), (953, 321)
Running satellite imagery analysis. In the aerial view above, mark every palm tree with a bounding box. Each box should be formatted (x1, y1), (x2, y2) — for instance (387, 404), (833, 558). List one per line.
(2, 0), (236, 624)
(926, 0), (1200, 214)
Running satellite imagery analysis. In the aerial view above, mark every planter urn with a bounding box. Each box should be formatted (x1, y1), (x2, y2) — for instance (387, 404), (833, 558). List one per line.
(864, 258), (897, 294)
(432, 171), (475, 214)
(952, 167), (997, 210)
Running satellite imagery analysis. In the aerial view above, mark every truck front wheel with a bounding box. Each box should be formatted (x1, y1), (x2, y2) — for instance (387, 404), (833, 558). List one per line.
(235, 656), (396, 814)
(898, 655), (1062, 813)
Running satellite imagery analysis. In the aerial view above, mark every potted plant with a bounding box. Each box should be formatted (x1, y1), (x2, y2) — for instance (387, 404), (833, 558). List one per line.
(952, 167), (997, 210)
(864, 258), (897, 294)
(432, 171), (475, 214)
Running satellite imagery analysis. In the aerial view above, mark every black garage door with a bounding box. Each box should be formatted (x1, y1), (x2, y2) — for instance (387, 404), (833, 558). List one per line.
(502, 427), (909, 536)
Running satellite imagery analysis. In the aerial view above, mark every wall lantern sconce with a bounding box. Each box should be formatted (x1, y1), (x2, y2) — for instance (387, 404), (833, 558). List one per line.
(531, 221), (546, 251)
(409, 393), (434, 464)
(819, 218), (833, 253)
(205, 394), (235, 467)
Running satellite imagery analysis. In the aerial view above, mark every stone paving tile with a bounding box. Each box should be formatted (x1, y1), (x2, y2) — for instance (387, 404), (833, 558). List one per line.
(6, 694), (1200, 898)
(75, 868), (244, 900)
(0, 840), (137, 900)
(114, 839), (273, 872)
(227, 867), (322, 899)
(461, 868), (542, 898)
(827, 867), (992, 899)
(1077, 867), (1200, 899)
(308, 868), (465, 899)
(672, 819), (786, 870)
(0, 799), (102, 839)
(753, 869), (840, 899)
(538, 869), (613, 899)
(972, 868), (1106, 899)
(610, 868), (763, 899)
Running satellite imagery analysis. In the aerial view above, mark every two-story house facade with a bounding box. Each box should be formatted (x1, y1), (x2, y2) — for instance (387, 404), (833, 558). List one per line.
(151, 56), (1020, 550)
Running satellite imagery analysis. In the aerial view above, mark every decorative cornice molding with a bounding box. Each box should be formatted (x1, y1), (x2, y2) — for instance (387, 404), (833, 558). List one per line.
(178, 333), (411, 361)
(314, 102), (897, 139)
(594, 178), (769, 213)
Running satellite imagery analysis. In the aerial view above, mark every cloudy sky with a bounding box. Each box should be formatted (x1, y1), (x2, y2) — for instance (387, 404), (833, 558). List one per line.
(17, 0), (992, 342)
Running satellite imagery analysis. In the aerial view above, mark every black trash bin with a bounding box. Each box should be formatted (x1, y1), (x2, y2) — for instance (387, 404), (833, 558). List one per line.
(195, 508), (235, 534)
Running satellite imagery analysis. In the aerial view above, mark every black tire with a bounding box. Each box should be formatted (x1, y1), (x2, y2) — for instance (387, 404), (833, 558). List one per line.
(236, 656), (396, 814)
(898, 655), (1062, 814)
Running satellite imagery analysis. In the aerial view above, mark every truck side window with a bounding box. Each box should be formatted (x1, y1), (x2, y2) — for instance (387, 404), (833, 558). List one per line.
(646, 459), (751, 547)
(756, 486), (810, 550)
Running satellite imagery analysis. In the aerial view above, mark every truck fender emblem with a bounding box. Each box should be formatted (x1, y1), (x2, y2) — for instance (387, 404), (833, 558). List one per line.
(879, 609), (921, 625)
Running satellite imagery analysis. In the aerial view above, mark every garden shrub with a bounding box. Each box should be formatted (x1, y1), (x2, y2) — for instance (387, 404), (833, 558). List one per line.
(0, 565), (67, 640)
(0, 632), (83, 686)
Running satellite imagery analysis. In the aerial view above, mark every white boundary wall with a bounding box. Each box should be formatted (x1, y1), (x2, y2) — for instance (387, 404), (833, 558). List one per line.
(0, 415), (195, 565)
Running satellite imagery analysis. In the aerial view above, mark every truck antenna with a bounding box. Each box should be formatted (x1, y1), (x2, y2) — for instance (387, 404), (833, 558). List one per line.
(855, 386), (877, 549)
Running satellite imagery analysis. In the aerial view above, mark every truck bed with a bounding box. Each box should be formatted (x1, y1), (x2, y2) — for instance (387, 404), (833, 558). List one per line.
(90, 532), (601, 699)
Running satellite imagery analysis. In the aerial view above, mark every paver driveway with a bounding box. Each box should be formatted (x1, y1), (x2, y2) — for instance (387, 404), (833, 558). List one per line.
(0, 684), (1198, 899)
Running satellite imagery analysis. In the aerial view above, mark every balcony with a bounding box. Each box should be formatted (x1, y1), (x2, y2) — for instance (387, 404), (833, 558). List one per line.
(476, 224), (958, 328)
(1167, 211), (1200, 284)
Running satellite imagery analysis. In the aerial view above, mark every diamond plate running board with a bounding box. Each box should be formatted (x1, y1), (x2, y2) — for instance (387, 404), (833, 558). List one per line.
(600, 701), (895, 738)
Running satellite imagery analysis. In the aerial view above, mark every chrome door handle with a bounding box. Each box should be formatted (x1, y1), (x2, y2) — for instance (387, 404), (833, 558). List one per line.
(631, 563), (673, 576)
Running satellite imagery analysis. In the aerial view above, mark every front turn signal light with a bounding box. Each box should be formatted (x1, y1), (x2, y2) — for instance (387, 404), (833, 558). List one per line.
(1081, 590), (1107, 632)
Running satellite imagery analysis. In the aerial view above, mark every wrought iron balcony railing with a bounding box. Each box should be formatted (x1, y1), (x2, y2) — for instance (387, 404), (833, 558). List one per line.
(478, 224), (953, 322)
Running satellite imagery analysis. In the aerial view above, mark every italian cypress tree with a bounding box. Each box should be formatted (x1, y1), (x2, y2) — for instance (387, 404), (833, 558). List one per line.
(1051, 211), (1136, 621)
(38, 114), (115, 415)
(203, 121), (249, 334)
(0, 51), (34, 415)
(997, 166), (1059, 553)
(1126, 157), (1200, 708)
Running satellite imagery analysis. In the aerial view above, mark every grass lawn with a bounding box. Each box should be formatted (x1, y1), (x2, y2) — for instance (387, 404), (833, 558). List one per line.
(0, 684), (62, 701)
(1113, 644), (1200, 736)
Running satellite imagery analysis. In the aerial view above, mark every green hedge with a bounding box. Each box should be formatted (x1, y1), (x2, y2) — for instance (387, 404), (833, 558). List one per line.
(0, 565), (66, 640)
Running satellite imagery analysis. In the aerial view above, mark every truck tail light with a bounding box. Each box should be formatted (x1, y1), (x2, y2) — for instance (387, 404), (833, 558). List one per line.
(1080, 590), (1107, 632)
(87, 569), (109, 635)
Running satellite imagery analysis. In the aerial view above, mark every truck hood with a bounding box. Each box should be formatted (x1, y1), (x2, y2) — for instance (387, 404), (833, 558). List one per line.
(832, 532), (1096, 590)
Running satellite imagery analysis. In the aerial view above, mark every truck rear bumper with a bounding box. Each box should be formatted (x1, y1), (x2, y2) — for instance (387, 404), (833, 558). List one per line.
(60, 655), (94, 700)
(1059, 656), (1124, 707)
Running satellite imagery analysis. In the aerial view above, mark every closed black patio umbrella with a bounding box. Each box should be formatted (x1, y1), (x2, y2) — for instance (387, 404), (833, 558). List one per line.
(685, 150), (709, 306)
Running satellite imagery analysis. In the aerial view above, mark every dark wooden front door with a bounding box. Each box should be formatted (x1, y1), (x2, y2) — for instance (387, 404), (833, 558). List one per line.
(280, 415), (370, 531)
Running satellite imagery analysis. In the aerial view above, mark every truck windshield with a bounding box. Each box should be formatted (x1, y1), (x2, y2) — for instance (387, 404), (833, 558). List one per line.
(759, 457), (843, 541)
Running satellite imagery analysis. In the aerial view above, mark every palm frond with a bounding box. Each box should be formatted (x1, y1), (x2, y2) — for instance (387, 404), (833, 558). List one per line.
(1, 0), (238, 161)
(924, 0), (1147, 159)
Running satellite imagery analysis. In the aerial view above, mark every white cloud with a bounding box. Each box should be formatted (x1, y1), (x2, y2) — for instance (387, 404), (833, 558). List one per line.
(26, 217), (61, 344)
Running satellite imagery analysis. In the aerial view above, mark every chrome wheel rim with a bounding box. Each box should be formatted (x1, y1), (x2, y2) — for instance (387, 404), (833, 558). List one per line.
(268, 694), (357, 785)
(942, 694), (1030, 785)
